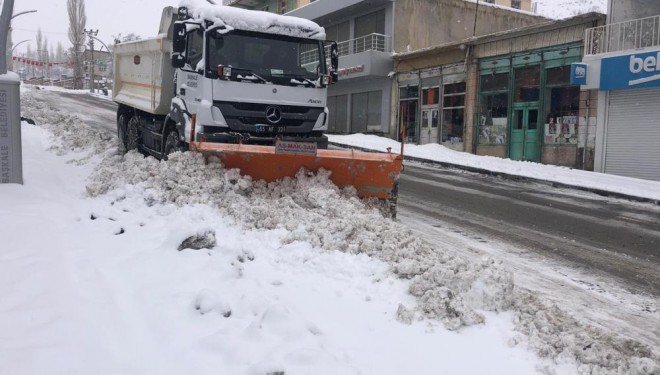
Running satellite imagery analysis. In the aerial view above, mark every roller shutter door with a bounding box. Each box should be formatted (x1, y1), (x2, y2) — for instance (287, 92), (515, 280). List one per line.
(605, 88), (660, 181)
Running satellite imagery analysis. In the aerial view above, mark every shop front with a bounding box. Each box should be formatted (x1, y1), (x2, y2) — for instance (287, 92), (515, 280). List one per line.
(580, 47), (660, 181)
(476, 44), (584, 165)
(397, 64), (467, 150)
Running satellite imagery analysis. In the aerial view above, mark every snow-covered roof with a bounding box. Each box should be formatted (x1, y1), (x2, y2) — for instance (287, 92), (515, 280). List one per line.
(178, 0), (326, 40)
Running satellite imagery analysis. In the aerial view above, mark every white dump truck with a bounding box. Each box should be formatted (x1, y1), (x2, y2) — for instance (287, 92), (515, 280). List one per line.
(112, 1), (338, 159)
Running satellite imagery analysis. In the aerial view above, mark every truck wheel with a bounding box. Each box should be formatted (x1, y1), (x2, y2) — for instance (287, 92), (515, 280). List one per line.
(117, 113), (129, 153)
(126, 117), (140, 152)
(163, 129), (182, 160)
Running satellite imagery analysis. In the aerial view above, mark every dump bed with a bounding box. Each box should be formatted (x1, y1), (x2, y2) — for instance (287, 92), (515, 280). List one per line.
(112, 35), (174, 116)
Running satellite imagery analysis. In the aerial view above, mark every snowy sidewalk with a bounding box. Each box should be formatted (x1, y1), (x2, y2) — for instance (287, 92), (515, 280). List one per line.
(328, 134), (660, 204)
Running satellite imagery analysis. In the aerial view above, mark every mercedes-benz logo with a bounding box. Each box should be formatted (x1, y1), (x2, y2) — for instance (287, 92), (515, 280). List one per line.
(265, 106), (282, 124)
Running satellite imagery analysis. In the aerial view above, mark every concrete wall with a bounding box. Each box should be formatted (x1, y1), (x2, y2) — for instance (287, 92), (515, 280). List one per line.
(393, 0), (546, 52)
(473, 21), (598, 58)
(608, 0), (660, 24)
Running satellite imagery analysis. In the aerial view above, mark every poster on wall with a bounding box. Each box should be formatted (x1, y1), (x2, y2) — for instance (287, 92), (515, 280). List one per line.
(545, 115), (578, 144)
(479, 116), (507, 144)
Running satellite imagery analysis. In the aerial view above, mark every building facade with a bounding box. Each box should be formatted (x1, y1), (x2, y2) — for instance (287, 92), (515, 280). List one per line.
(575, 0), (660, 181)
(229, 0), (546, 137)
(394, 13), (605, 168)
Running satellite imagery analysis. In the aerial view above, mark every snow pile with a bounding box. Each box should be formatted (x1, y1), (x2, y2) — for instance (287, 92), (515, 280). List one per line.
(179, 0), (325, 40)
(18, 88), (659, 375)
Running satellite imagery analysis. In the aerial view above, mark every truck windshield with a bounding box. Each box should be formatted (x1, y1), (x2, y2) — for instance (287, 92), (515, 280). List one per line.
(207, 29), (325, 86)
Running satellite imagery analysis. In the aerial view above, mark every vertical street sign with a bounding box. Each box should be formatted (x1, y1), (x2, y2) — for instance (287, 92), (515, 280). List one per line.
(0, 0), (23, 184)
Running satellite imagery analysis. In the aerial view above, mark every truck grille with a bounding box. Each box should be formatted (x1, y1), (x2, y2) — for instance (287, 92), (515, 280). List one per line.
(214, 101), (324, 133)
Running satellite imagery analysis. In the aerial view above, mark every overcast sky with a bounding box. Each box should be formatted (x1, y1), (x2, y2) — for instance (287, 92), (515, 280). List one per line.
(11, 0), (171, 56)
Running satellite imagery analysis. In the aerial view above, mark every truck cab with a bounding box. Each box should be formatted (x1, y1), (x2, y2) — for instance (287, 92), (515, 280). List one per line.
(172, 7), (334, 148)
(113, 3), (338, 159)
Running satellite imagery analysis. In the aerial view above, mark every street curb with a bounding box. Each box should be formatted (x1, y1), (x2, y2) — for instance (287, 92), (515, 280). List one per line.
(329, 142), (660, 206)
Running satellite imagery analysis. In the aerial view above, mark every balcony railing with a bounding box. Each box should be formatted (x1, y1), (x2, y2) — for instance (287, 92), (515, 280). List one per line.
(300, 33), (393, 66)
(585, 15), (660, 55)
(331, 33), (393, 57)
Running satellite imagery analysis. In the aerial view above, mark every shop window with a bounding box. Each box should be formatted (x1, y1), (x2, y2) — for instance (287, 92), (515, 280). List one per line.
(399, 85), (419, 99)
(351, 90), (382, 132)
(514, 65), (540, 102)
(399, 100), (418, 143)
(422, 87), (439, 105)
(543, 86), (580, 145)
(481, 72), (509, 92)
(479, 93), (509, 145)
(546, 66), (571, 86)
(442, 82), (466, 144)
(399, 85), (419, 142)
(479, 73), (509, 145)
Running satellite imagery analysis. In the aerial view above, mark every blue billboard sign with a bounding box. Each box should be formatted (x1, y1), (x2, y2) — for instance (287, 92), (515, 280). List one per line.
(601, 51), (660, 90)
(570, 63), (588, 85)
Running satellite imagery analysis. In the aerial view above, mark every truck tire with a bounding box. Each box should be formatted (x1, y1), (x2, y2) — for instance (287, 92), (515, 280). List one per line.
(117, 113), (129, 153)
(125, 116), (140, 152)
(163, 129), (182, 160)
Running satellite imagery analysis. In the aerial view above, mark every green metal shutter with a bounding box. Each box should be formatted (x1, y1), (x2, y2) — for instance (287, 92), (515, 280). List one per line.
(605, 88), (660, 181)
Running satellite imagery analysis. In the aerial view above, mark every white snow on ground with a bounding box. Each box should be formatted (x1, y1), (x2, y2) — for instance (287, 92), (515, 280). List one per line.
(327, 133), (660, 203)
(1, 87), (658, 375)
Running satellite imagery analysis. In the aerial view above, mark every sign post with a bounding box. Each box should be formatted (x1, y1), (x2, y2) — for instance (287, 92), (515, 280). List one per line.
(0, 0), (23, 184)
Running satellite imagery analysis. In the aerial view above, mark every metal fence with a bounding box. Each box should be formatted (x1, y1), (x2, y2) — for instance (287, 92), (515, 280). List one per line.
(586, 15), (660, 55)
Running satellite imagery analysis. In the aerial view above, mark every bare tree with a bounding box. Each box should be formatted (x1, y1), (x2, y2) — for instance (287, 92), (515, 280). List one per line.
(36, 28), (43, 61)
(67, 0), (86, 89)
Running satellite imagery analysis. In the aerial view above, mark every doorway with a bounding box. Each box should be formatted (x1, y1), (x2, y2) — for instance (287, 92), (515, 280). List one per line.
(419, 109), (439, 145)
(509, 105), (540, 162)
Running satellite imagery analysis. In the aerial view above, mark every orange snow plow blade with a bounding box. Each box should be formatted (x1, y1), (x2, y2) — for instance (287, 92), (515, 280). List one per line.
(191, 142), (403, 200)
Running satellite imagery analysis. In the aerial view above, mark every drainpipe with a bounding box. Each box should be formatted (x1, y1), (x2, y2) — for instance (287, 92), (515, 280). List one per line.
(582, 89), (591, 169)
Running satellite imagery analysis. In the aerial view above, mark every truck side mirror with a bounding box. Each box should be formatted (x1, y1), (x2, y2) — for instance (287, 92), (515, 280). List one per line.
(330, 42), (339, 83)
(172, 22), (186, 68)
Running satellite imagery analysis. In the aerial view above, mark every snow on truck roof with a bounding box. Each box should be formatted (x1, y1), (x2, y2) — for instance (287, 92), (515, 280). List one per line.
(178, 0), (326, 40)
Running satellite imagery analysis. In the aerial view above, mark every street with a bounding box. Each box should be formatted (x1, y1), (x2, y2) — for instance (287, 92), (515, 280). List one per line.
(398, 163), (659, 347)
(34, 89), (660, 348)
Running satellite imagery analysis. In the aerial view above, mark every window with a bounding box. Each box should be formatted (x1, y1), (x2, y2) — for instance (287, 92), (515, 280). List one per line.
(325, 21), (350, 56)
(442, 82), (466, 144)
(186, 29), (204, 71)
(422, 87), (439, 105)
(327, 95), (348, 133)
(514, 65), (540, 102)
(479, 72), (509, 145)
(399, 85), (419, 143)
(543, 65), (580, 145)
(325, 22), (350, 43)
(351, 91), (382, 132)
(511, 0), (521, 9)
(354, 9), (386, 53)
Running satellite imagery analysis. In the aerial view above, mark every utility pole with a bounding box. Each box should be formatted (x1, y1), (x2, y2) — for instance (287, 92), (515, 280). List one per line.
(84, 28), (98, 93)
